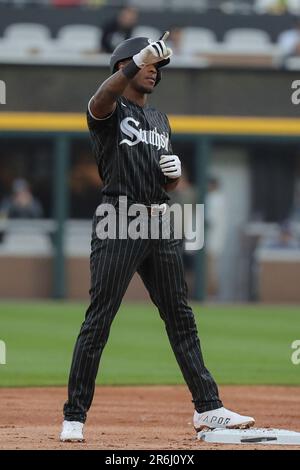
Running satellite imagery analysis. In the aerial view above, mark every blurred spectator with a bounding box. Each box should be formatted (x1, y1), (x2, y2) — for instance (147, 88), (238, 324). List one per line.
(167, 25), (205, 60)
(278, 17), (300, 57)
(291, 180), (300, 221)
(255, 0), (300, 14)
(206, 176), (227, 298)
(101, 6), (138, 53)
(274, 222), (300, 248)
(52, 0), (84, 6)
(218, 0), (255, 14)
(0, 178), (43, 219)
(167, 26), (185, 57)
(85, 0), (106, 7)
(70, 153), (102, 218)
(261, 221), (299, 249)
(255, 0), (286, 14)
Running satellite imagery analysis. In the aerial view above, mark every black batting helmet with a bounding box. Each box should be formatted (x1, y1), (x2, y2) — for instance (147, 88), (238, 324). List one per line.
(110, 37), (170, 86)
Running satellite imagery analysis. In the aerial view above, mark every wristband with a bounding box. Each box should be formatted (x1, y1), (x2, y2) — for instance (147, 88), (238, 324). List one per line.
(122, 60), (141, 79)
(166, 175), (180, 183)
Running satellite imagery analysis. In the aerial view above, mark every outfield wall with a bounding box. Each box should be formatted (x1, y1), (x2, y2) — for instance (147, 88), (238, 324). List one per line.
(1, 65), (299, 117)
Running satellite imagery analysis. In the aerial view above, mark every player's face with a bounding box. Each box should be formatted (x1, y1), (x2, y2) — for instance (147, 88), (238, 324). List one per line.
(118, 61), (158, 94)
(132, 64), (158, 94)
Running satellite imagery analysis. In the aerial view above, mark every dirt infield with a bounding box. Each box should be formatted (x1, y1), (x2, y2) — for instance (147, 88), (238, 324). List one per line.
(0, 385), (299, 450)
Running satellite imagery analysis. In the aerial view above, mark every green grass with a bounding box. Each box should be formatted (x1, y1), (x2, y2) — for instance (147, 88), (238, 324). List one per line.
(0, 302), (299, 387)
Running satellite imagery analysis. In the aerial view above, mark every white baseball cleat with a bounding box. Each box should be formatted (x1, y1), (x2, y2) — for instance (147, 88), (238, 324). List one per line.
(60, 420), (84, 442)
(194, 407), (255, 432)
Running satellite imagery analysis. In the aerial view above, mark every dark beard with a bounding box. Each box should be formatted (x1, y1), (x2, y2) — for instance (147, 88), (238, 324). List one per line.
(134, 83), (154, 95)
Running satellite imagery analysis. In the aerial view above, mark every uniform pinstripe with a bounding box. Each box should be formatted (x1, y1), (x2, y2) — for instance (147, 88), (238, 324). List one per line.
(63, 96), (222, 423)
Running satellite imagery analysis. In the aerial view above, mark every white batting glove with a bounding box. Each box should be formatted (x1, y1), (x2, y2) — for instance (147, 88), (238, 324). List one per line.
(159, 155), (181, 179)
(133, 31), (172, 68)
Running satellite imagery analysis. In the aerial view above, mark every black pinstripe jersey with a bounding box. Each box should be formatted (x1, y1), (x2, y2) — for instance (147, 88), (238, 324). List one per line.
(87, 96), (173, 204)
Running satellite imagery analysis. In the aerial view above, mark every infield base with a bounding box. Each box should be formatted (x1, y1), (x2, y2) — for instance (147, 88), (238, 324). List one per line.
(198, 428), (300, 445)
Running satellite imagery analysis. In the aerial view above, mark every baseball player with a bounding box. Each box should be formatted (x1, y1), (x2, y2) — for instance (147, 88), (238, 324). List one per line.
(60, 33), (255, 442)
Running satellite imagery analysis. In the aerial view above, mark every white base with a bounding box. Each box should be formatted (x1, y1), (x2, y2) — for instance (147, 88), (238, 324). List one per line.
(198, 428), (300, 445)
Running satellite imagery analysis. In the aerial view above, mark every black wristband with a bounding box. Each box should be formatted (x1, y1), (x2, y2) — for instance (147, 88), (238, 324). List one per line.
(165, 175), (180, 184)
(122, 60), (141, 79)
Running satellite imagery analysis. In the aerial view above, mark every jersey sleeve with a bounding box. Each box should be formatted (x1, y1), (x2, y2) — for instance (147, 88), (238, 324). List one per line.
(86, 96), (119, 133)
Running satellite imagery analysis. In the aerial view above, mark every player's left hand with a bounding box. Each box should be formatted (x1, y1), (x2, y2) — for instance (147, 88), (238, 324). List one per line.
(159, 154), (181, 179)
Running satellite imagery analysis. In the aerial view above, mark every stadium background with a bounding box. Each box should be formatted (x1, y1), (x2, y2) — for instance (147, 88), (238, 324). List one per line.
(0, 0), (300, 450)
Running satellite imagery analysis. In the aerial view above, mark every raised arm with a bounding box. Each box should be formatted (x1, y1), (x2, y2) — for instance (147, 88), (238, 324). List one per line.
(89, 70), (131, 119)
(90, 32), (172, 119)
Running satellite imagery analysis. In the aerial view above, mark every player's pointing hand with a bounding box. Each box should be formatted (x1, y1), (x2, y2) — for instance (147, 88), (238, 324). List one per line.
(132, 31), (173, 69)
(159, 154), (181, 179)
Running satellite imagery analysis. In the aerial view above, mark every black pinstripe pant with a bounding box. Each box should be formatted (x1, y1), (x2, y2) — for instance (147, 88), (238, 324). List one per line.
(63, 207), (222, 423)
